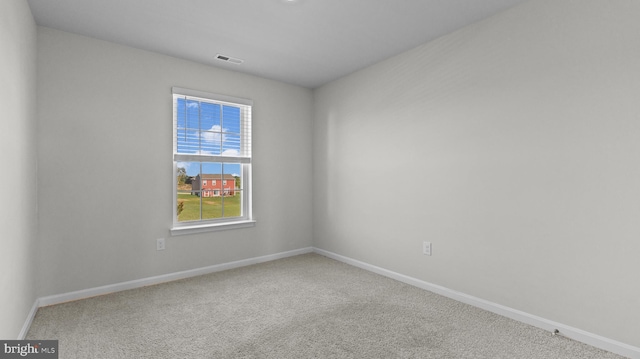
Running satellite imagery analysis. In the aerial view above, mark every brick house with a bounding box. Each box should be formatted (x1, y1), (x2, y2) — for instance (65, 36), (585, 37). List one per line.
(192, 174), (237, 197)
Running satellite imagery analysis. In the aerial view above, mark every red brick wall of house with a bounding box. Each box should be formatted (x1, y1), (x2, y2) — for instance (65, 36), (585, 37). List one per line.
(200, 177), (236, 197)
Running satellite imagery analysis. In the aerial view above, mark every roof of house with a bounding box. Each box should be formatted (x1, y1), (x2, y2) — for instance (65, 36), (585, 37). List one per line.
(198, 174), (237, 180)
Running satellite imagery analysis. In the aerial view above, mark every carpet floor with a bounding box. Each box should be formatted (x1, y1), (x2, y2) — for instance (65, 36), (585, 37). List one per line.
(27, 253), (625, 358)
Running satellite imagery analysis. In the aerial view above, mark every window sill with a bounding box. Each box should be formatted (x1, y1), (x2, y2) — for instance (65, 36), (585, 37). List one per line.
(170, 219), (256, 236)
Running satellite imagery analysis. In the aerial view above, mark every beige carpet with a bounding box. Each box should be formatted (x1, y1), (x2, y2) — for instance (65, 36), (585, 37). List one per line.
(27, 253), (625, 358)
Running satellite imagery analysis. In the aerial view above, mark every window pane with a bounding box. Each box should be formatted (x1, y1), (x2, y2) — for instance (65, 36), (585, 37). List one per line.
(201, 173), (222, 199)
(222, 134), (240, 156)
(223, 163), (242, 186)
(177, 129), (200, 154)
(175, 98), (186, 129)
(202, 162), (223, 175)
(222, 106), (240, 133)
(200, 164), (222, 219)
(200, 133), (220, 155)
(177, 190), (201, 222)
(202, 196), (223, 219)
(201, 129), (223, 155)
(176, 161), (201, 222)
(185, 100), (200, 130)
(200, 102), (220, 132)
(222, 190), (241, 218)
(222, 163), (242, 218)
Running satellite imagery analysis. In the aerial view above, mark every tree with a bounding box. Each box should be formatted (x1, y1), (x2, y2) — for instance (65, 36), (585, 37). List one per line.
(177, 167), (187, 185)
(177, 200), (184, 217)
(234, 176), (241, 189)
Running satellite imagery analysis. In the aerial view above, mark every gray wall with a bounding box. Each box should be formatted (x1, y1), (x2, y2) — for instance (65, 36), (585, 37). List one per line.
(0, 0), (38, 339)
(36, 27), (313, 297)
(313, 0), (640, 348)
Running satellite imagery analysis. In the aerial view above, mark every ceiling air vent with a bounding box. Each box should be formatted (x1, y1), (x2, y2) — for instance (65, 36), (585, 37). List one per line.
(216, 54), (244, 64)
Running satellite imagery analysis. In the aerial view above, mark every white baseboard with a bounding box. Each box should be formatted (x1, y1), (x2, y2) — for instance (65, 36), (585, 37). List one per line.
(18, 300), (40, 339)
(312, 247), (640, 359)
(22, 246), (638, 358)
(37, 247), (313, 307)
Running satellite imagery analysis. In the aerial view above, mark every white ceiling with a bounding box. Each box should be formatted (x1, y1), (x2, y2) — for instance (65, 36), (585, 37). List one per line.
(27, 0), (528, 89)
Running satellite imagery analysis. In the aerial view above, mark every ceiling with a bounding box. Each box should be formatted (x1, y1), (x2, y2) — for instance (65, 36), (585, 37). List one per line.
(27, 0), (528, 89)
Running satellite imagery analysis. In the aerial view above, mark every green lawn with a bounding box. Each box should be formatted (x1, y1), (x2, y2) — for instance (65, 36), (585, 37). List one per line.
(177, 192), (241, 222)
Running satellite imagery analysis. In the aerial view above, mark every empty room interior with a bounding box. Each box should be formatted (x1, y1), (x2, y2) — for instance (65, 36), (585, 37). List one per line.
(2, 0), (640, 357)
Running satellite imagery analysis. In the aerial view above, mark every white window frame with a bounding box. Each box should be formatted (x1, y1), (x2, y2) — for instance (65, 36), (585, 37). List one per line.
(171, 87), (255, 235)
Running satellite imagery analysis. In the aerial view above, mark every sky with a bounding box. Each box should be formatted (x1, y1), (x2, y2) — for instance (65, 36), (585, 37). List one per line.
(175, 97), (243, 177)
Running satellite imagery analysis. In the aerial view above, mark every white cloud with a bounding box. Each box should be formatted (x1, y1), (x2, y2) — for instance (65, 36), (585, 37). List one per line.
(187, 102), (199, 108)
(221, 149), (239, 156)
(201, 125), (226, 144)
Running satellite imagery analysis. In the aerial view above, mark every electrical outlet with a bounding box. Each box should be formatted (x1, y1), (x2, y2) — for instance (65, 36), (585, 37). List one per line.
(423, 241), (432, 256)
(156, 238), (165, 251)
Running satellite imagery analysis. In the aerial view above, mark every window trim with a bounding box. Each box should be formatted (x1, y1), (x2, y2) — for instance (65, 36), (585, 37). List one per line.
(170, 219), (256, 236)
(171, 87), (254, 235)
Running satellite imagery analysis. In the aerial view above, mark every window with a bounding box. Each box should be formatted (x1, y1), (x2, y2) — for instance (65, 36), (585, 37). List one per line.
(172, 87), (254, 234)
